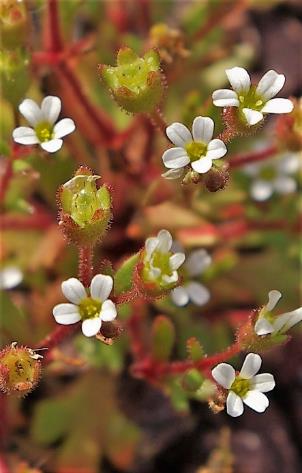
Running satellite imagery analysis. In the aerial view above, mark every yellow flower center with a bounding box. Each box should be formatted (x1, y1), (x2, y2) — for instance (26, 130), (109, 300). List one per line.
(185, 141), (207, 162)
(230, 376), (250, 397)
(79, 297), (101, 320)
(35, 121), (53, 142)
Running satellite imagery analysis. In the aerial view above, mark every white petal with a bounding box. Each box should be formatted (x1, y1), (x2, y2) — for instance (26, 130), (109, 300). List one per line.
(162, 168), (184, 180)
(206, 139), (227, 160)
(226, 67), (251, 94)
(145, 237), (158, 257)
(53, 118), (76, 138)
(157, 229), (172, 252)
(82, 317), (102, 337)
(240, 353), (262, 379)
(61, 278), (86, 304)
(262, 98), (293, 114)
(212, 89), (239, 107)
(252, 373), (275, 392)
(90, 274), (113, 301)
(273, 176), (297, 194)
(149, 266), (161, 279)
(12, 127), (39, 145)
(212, 363), (235, 389)
(171, 286), (189, 306)
(0, 267), (23, 289)
(41, 96), (61, 124)
(41, 139), (63, 153)
(186, 281), (210, 306)
(19, 99), (43, 126)
(254, 317), (274, 336)
(226, 391), (244, 417)
(242, 108), (264, 126)
(53, 303), (81, 324)
(272, 308), (302, 333)
(243, 390), (269, 413)
(266, 290), (282, 311)
(169, 252), (185, 270)
(277, 153), (300, 174)
(191, 156), (213, 174)
(162, 147), (190, 169)
(256, 70), (285, 100)
(250, 180), (274, 201)
(162, 271), (178, 284)
(185, 249), (212, 277)
(166, 122), (192, 147)
(100, 299), (117, 321)
(192, 116), (214, 144)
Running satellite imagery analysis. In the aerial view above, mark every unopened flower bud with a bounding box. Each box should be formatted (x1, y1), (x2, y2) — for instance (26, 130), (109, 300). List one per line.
(58, 167), (112, 246)
(0, 343), (42, 396)
(148, 23), (190, 64)
(182, 170), (201, 185)
(99, 47), (165, 113)
(0, 0), (27, 48)
(204, 167), (229, 192)
(96, 320), (124, 345)
(0, 48), (30, 106)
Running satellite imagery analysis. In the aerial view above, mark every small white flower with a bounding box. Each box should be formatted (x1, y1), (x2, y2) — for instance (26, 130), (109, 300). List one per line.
(212, 67), (293, 126)
(171, 248), (211, 306)
(52, 274), (117, 337)
(255, 290), (302, 336)
(13, 96), (76, 153)
(244, 152), (300, 201)
(212, 353), (275, 417)
(143, 229), (185, 287)
(0, 266), (23, 290)
(161, 116), (227, 178)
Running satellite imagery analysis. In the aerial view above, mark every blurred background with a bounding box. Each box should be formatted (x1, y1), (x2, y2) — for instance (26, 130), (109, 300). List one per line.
(0, 1), (301, 472)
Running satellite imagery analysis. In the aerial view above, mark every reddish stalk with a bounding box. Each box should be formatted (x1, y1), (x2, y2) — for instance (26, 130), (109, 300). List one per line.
(78, 246), (94, 287)
(229, 145), (278, 169)
(35, 323), (80, 352)
(0, 212), (53, 230)
(45, 0), (63, 52)
(148, 109), (168, 139)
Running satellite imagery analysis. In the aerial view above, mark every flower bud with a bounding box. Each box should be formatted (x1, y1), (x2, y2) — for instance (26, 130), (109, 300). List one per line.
(182, 169), (201, 185)
(0, 48), (30, 106)
(99, 47), (165, 113)
(0, 343), (42, 396)
(0, 0), (28, 49)
(148, 23), (190, 64)
(58, 167), (112, 247)
(275, 97), (302, 152)
(204, 167), (229, 192)
(96, 320), (124, 345)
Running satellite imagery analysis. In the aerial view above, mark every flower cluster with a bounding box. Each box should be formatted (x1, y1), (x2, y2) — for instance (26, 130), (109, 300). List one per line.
(13, 96), (75, 153)
(53, 275), (117, 337)
(212, 353), (275, 417)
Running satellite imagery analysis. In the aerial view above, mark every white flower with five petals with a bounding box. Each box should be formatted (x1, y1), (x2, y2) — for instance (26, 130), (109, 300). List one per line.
(212, 353), (275, 417)
(254, 290), (302, 336)
(244, 151), (300, 201)
(212, 67), (293, 126)
(143, 229), (185, 287)
(162, 116), (227, 179)
(13, 96), (75, 153)
(52, 275), (117, 337)
(171, 248), (211, 306)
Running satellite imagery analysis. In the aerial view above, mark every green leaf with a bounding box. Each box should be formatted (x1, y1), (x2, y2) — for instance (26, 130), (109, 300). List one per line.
(151, 315), (175, 362)
(186, 337), (204, 361)
(0, 292), (30, 344)
(114, 253), (139, 295)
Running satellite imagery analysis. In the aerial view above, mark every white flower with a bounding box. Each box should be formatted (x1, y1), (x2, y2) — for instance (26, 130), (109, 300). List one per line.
(212, 353), (275, 417)
(0, 266), (23, 290)
(171, 248), (211, 306)
(52, 275), (117, 337)
(143, 229), (185, 287)
(13, 96), (75, 153)
(212, 67), (293, 126)
(255, 290), (302, 336)
(162, 116), (227, 179)
(244, 151), (300, 201)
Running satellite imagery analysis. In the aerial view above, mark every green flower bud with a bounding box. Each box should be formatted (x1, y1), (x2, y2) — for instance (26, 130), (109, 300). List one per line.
(0, 0), (28, 49)
(0, 48), (30, 106)
(99, 47), (165, 113)
(58, 167), (112, 246)
(0, 342), (42, 396)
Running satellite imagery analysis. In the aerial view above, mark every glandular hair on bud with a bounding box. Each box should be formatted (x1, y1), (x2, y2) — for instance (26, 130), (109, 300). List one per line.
(0, 343), (42, 396)
(204, 168), (229, 192)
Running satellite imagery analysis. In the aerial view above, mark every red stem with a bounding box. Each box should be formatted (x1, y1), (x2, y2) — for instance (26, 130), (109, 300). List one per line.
(0, 212), (53, 230)
(148, 109), (168, 139)
(78, 246), (94, 288)
(46, 0), (63, 52)
(35, 324), (80, 351)
(229, 145), (278, 169)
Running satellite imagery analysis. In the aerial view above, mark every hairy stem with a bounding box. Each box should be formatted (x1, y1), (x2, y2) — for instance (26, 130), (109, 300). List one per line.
(229, 145), (278, 169)
(78, 246), (94, 287)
